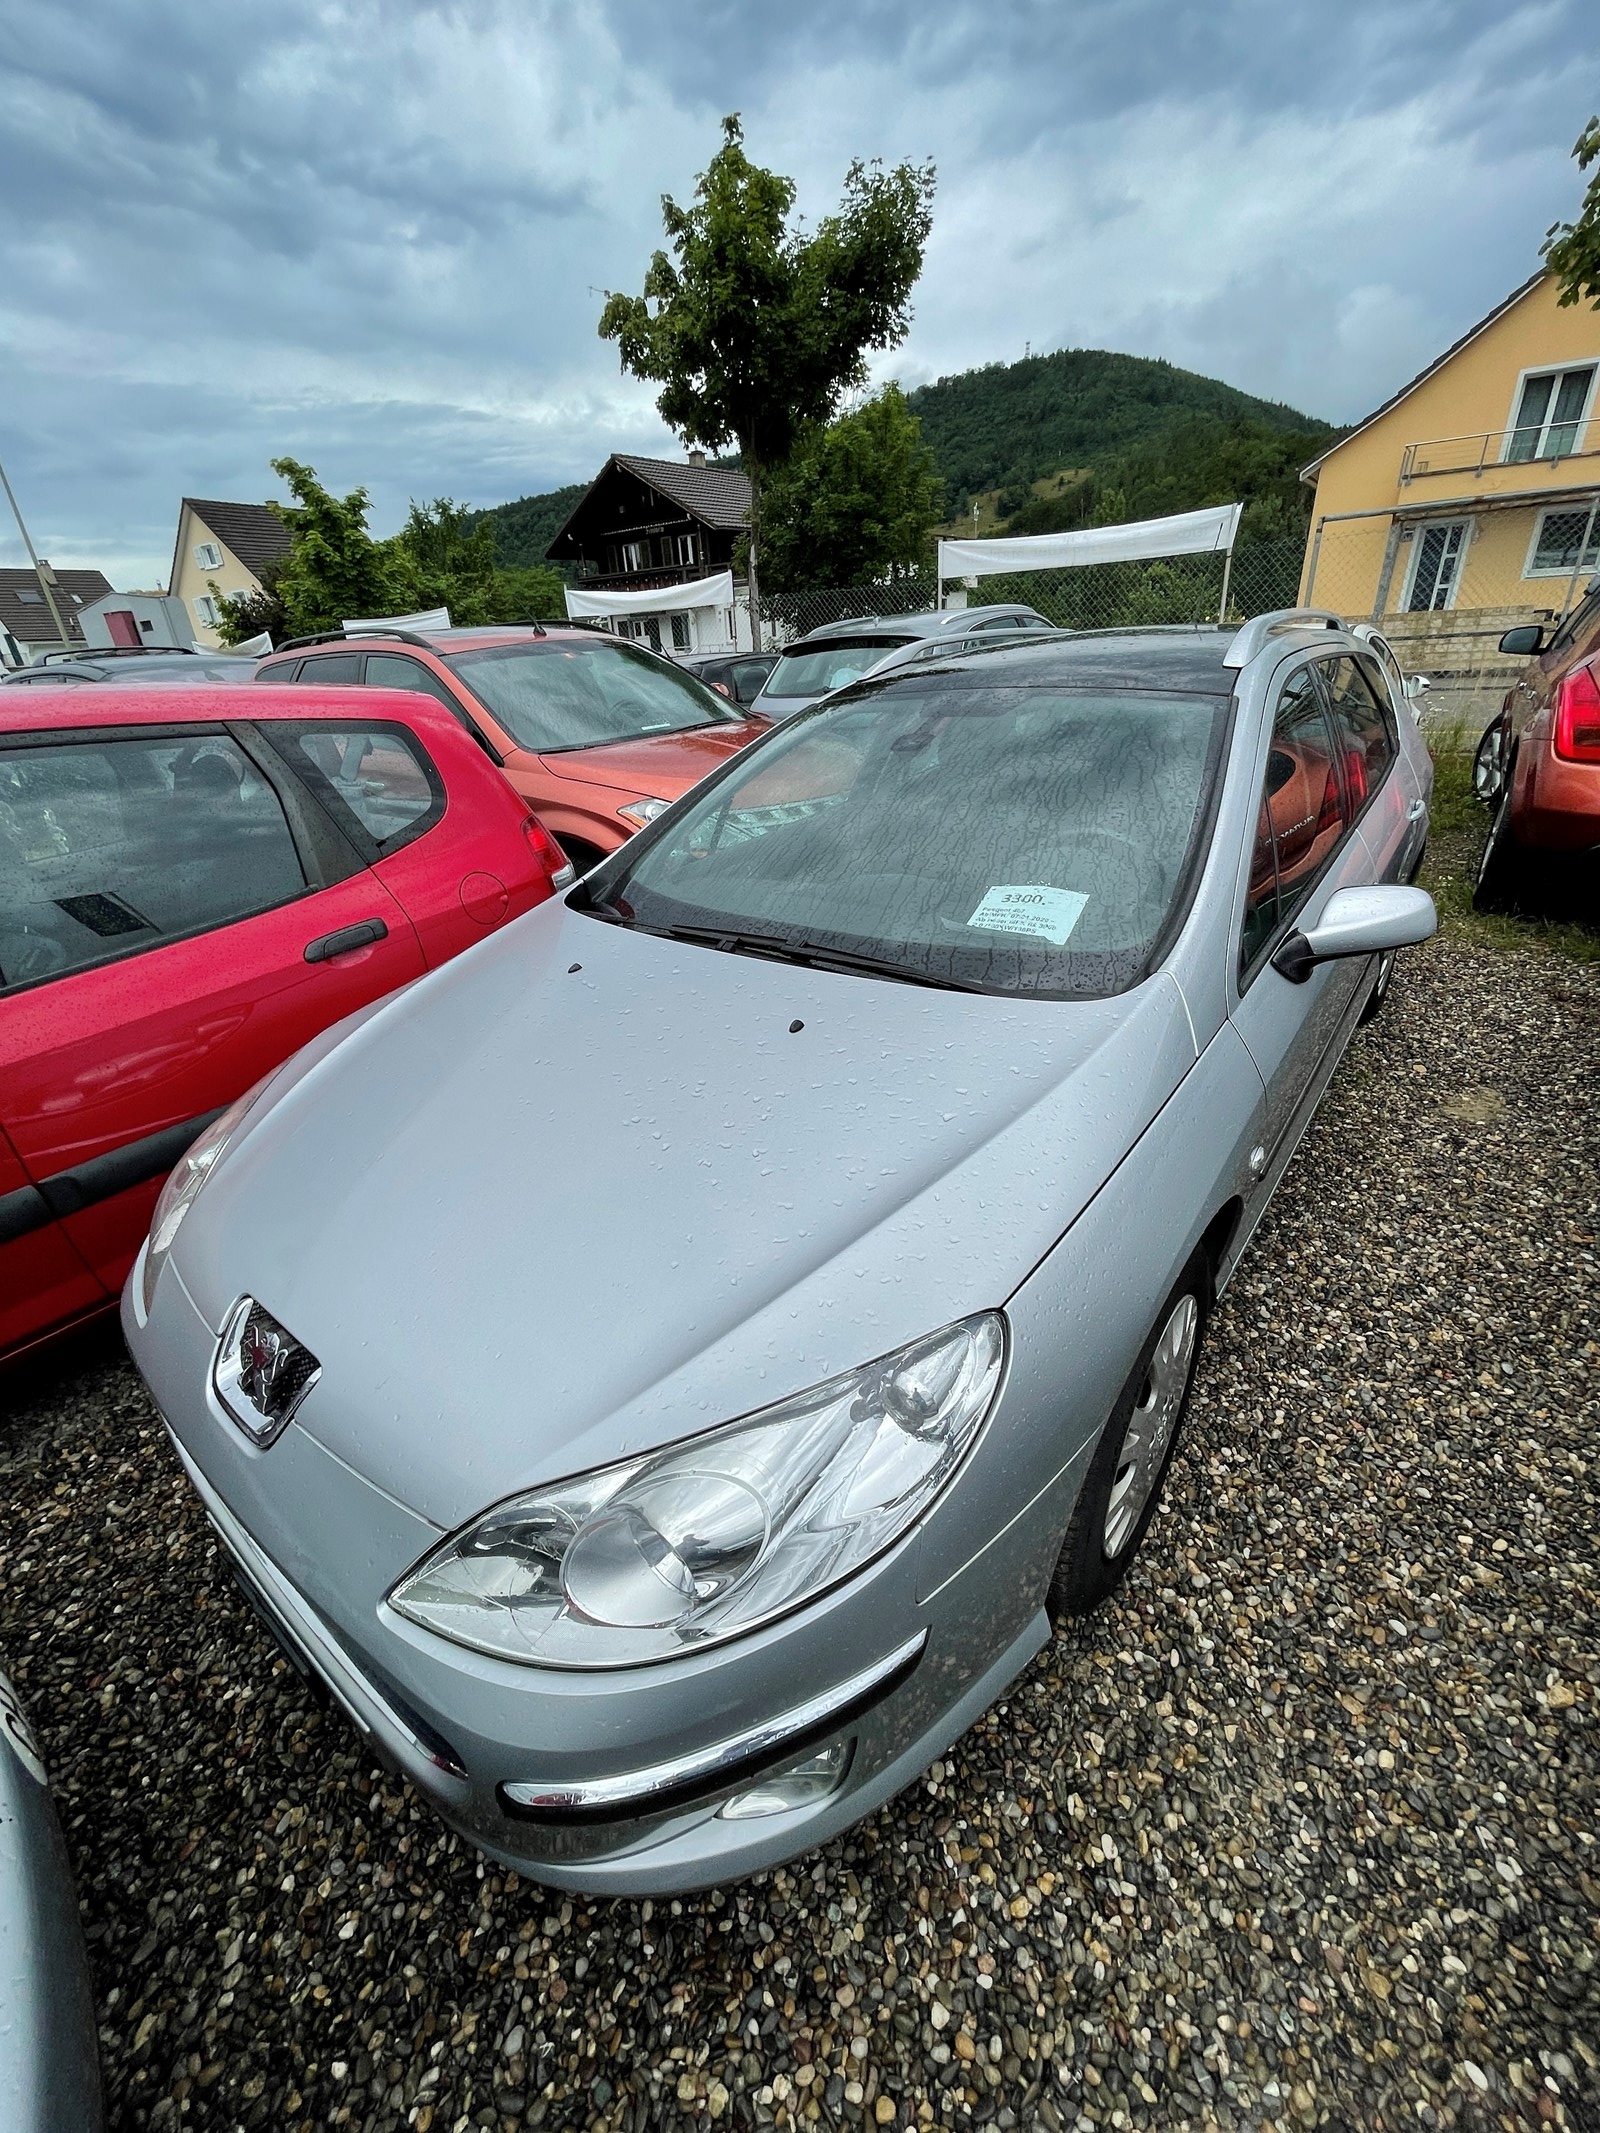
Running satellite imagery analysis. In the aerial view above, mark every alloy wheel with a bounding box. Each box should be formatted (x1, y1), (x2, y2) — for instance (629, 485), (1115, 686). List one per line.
(1103, 1292), (1199, 1557)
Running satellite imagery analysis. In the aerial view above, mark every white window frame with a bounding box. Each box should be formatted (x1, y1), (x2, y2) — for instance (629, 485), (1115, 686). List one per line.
(1523, 501), (1600, 578)
(1402, 517), (1473, 612)
(1500, 361), (1599, 464)
(193, 539), (224, 570)
(192, 593), (220, 627)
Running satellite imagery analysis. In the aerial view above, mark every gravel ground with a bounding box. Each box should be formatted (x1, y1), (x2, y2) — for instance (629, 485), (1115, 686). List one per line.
(2, 917), (1597, 2133)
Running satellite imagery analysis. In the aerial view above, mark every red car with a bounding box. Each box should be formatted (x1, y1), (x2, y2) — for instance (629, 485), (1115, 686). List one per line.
(1475, 576), (1600, 911)
(0, 683), (571, 1364)
(255, 625), (768, 874)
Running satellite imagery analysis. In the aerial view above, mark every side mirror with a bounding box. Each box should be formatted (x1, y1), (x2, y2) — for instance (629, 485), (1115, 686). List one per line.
(1403, 673), (1431, 698)
(1273, 885), (1436, 984)
(1498, 625), (1546, 657)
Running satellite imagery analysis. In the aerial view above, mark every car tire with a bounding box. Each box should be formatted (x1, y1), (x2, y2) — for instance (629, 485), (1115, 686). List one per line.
(1473, 777), (1532, 914)
(1472, 722), (1505, 805)
(1358, 950), (1397, 1026)
(1046, 1251), (1210, 1620)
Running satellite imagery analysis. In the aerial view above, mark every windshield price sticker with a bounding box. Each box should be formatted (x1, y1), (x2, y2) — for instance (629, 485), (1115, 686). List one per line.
(967, 884), (1089, 947)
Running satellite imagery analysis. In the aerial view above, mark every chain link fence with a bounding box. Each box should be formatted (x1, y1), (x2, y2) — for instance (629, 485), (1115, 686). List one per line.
(757, 537), (1307, 645)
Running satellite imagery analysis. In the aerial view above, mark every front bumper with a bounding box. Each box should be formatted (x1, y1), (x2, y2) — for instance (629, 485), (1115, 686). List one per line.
(125, 1248), (1086, 1894)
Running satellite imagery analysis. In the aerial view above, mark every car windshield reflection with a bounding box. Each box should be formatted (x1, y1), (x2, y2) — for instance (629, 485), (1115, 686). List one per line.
(446, 639), (740, 754)
(586, 677), (1231, 997)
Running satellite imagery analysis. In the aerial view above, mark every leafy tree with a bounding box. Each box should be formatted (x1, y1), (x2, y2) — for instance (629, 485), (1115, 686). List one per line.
(757, 386), (942, 594)
(1543, 115), (1600, 309)
(210, 555), (285, 646)
(599, 114), (935, 641)
(268, 457), (416, 636)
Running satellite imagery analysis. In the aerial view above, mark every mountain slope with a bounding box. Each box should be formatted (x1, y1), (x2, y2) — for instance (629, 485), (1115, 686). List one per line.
(905, 347), (1332, 507)
(469, 483), (589, 572)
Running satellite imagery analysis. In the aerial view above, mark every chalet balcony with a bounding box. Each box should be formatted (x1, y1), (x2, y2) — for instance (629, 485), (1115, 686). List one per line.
(573, 563), (732, 594)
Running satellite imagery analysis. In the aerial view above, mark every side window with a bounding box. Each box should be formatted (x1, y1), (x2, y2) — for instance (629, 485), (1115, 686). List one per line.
(0, 735), (306, 989)
(1317, 656), (1397, 814)
(730, 661), (771, 703)
(268, 721), (442, 854)
(365, 653), (461, 710)
(256, 658), (301, 683)
(298, 651), (363, 685)
(1240, 796), (1280, 973)
(1239, 669), (1345, 981)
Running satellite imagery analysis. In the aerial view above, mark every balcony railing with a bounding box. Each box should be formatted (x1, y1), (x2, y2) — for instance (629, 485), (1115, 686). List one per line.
(1399, 425), (1600, 484)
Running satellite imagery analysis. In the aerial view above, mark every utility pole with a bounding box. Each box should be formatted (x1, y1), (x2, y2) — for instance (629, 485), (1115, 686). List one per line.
(0, 455), (72, 655)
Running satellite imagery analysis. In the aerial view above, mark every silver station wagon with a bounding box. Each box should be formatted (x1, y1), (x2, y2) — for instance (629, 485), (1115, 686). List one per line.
(124, 609), (1435, 1894)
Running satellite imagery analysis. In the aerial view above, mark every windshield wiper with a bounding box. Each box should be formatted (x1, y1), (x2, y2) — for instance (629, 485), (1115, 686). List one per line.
(642, 922), (990, 993)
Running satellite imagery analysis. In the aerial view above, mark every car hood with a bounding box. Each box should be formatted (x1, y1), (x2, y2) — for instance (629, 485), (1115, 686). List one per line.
(530, 720), (763, 798)
(177, 901), (1197, 1529)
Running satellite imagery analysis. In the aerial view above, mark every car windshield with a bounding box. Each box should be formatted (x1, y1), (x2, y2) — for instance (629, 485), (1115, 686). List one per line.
(445, 639), (738, 753)
(761, 638), (914, 699)
(587, 675), (1230, 997)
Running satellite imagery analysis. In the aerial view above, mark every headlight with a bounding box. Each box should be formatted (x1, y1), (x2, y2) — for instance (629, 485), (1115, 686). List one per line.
(389, 1313), (1005, 1668)
(617, 796), (670, 830)
(140, 1071), (279, 1316)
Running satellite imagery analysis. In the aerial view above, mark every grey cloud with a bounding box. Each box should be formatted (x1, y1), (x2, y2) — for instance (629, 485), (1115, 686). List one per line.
(1, 0), (1596, 584)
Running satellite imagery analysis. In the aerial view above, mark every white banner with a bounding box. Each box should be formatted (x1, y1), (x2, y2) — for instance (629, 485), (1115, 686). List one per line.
(565, 572), (735, 619)
(938, 503), (1242, 581)
(344, 607), (452, 634)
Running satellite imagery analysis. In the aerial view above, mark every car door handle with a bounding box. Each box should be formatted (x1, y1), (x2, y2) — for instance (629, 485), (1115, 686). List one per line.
(304, 918), (389, 963)
(1407, 799), (1425, 821)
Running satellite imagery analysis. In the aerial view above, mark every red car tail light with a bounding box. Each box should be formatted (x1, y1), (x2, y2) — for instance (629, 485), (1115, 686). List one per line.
(1552, 664), (1600, 764)
(523, 814), (576, 887)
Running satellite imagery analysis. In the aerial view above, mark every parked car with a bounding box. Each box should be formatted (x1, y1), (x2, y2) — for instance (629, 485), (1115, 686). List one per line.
(1473, 577), (1600, 911)
(0, 683), (572, 1364)
(0, 1667), (104, 2130)
(256, 627), (766, 874)
(124, 609), (1433, 1895)
(1, 649), (260, 685)
(751, 605), (1053, 720)
(677, 651), (778, 706)
(1350, 624), (1429, 724)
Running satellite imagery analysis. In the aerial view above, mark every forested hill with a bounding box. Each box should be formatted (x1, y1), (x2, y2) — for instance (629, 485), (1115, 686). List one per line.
(906, 347), (1332, 512)
(469, 482), (589, 570)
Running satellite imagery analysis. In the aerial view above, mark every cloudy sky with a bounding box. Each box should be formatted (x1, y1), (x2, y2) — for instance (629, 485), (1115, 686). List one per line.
(1, 0), (1594, 586)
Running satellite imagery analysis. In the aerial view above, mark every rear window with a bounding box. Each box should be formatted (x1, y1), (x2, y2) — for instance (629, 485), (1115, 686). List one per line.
(265, 721), (443, 854)
(761, 639), (914, 698)
(444, 639), (736, 753)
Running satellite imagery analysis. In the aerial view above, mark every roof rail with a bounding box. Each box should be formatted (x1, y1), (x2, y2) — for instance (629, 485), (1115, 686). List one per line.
(274, 625), (461, 655)
(1221, 609), (1346, 669)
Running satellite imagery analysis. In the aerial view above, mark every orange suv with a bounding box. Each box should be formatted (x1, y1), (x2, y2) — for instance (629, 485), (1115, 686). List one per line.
(1475, 576), (1600, 912)
(256, 625), (768, 873)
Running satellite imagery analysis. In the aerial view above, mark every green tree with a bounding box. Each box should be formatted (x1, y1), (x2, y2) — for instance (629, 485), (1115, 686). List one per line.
(599, 114), (935, 642)
(757, 386), (942, 593)
(390, 498), (568, 622)
(210, 555), (285, 646)
(1543, 115), (1600, 309)
(269, 458), (416, 636)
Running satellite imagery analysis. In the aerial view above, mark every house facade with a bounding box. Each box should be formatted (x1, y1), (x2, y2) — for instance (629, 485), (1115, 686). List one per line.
(546, 453), (754, 653)
(169, 498), (293, 648)
(0, 567), (114, 666)
(1299, 272), (1599, 723)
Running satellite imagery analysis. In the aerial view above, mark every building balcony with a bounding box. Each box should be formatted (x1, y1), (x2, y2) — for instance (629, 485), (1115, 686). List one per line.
(573, 563), (732, 595)
(1398, 425), (1600, 494)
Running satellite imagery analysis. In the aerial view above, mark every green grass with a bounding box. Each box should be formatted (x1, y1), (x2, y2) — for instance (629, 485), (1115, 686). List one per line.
(1421, 735), (1600, 964)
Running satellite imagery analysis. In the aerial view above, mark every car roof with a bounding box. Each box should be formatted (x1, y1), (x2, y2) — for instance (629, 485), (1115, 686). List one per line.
(785, 606), (1043, 647)
(265, 625), (596, 661)
(843, 625), (1245, 694)
(0, 681), (457, 735)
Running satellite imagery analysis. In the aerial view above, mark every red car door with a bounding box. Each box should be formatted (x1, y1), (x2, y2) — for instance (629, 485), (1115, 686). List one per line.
(0, 718), (428, 1308)
(0, 1119), (107, 1357)
(248, 700), (564, 963)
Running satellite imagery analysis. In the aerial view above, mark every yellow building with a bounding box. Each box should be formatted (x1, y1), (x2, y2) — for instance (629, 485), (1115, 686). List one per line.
(1300, 271), (1599, 629)
(168, 498), (292, 648)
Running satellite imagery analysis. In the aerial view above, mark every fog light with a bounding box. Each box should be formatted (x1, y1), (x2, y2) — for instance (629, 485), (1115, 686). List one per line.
(719, 1740), (851, 1821)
